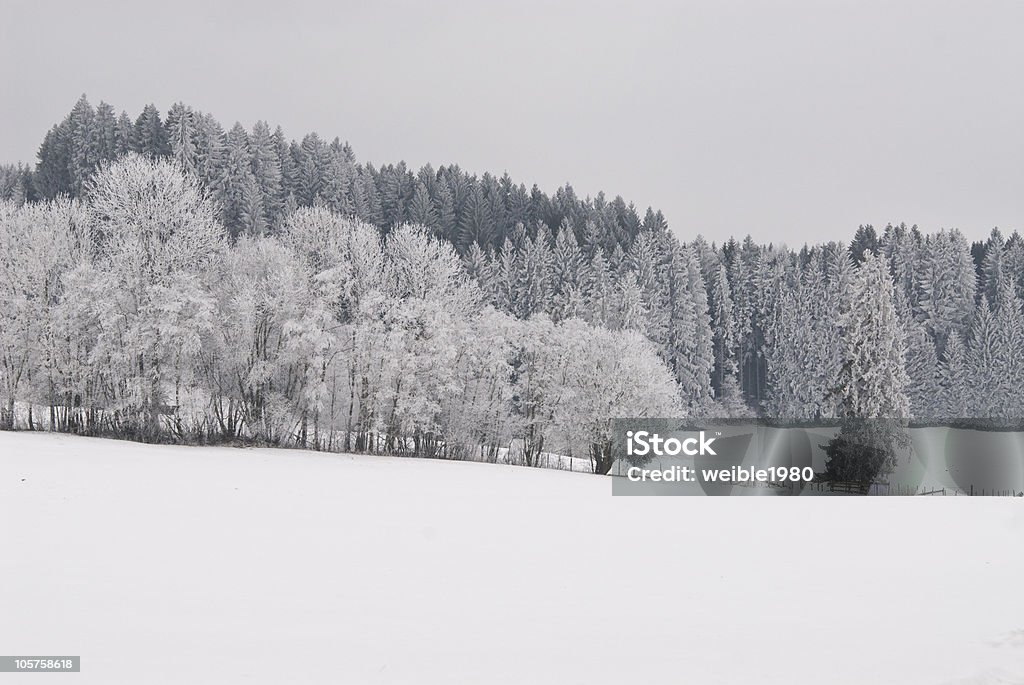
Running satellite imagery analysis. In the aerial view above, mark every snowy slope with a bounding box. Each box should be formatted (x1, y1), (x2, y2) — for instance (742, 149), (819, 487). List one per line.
(1, 431), (1022, 684)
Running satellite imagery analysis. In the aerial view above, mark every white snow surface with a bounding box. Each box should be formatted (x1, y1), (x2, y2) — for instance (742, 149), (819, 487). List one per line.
(1, 431), (1023, 685)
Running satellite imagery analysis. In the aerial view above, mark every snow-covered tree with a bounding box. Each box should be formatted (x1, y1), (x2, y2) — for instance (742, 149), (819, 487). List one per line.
(834, 252), (910, 419)
(84, 154), (224, 437)
(552, 320), (682, 474)
(914, 229), (977, 350)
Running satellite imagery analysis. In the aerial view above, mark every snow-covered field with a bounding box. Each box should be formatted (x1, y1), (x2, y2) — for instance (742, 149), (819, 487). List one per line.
(2, 431), (1022, 684)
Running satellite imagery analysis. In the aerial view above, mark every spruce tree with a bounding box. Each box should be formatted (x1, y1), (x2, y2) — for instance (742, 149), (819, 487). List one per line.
(980, 228), (1005, 307)
(250, 120), (284, 228)
(938, 331), (970, 419)
(132, 104), (170, 158)
(68, 94), (96, 195)
(165, 102), (199, 176)
(408, 181), (438, 231)
(834, 252), (910, 418)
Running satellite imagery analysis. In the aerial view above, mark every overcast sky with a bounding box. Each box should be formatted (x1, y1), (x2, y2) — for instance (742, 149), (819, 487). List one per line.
(2, 0), (1021, 244)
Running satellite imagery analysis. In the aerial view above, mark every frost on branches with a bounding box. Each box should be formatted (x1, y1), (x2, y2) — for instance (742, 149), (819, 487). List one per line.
(3, 152), (1024, 474)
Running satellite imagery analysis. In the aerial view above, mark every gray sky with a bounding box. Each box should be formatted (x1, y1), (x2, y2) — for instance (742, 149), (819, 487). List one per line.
(2, 0), (1022, 245)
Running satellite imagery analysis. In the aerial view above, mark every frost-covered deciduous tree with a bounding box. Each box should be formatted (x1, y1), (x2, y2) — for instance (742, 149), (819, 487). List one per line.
(0, 199), (89, 428)
(441, 307), (518, 461)
(206, 236), (310, 441)
(84, 154), (224, 437)
(552, 320), (682, 474)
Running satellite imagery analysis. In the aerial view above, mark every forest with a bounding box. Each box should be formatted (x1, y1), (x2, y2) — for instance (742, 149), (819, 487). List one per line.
(1, 96), (1022, 473)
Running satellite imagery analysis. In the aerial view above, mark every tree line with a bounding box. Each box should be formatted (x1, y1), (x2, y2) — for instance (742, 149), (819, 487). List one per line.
(1, 95), (662, 255)
(2, 98), (1023, 473)
(0, 155), (683, 473)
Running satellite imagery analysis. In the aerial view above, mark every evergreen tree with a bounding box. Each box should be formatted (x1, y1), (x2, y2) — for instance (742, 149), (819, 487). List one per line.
(914, 229), (977, 351)
(114, 111), (134, 156)
(458, 184), (494, 251)
(35, 122), (73, 199)
(903, 320), (941, 420)
(663, 242), (714, 409)
(407, 181), (438, 231)
(68, 94), (96, 195)
(132, 104), (170, 158)
(319, 138), (354, 215)
(587, 249), (615, 328)
(250, 120), (284, 229)
(215, 123), (260, 238)
(434, 180), (457, 241)
(850, 224), (880, 263)
(550, 221), (587, 320)
(937, 330), (970, 419)
(980, 227), (1005, 307)
(195, 113), (227, 191)
(613, 272), (647, 332)
(834, 253), (910, 418)
(91, 101), (119, 165)
(969, 274), (1024, 419)
(165, 102), (199, 176)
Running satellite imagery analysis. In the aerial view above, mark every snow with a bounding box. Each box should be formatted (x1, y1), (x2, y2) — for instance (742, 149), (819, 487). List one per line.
(1, 431), (1022, 684)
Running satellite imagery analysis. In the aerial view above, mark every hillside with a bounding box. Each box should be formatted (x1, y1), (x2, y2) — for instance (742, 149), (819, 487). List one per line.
(2, 431), (1022, 684)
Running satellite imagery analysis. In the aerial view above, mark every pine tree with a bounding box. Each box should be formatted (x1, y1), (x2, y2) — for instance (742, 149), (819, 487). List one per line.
(881, 222), (923, 314)
(707, 263), (737, 394)
(407, 181), (438, 231)
(434, 181), (457, 242)
(587, 249), (614, 328)
(663, 242), (714, 409)
(834, 253), (910, 418)
(195, 113), (227, 191)
(613, 272), (647, 332)
(510, 224), (553, 319)
(624, 231), (668, 345)
(35, 122), (74, 199)
(458, 184), (494, 251)
(215, 123), (260, 238)
(966, 303), (1001, 417)
(91, 101), (119, 165)
(937, 330), (970, 419)
(68, 94), (96, 195)
(728, 238), (757, 403)
(914, 229), (977, 350)
(461, 242), (490, 289)
(114, 111), (134, 155)
(294, 133), (325, 206)
(763, 253), (841, 419)
(980, 227), (1005, 307)
(272, 126), (297, 200)
(903, 320), (941, 420)
(550, 221), (586, 320)
(320, 140), (353, 215)
(132, 104), (170, 158)
(850, 224), (880, 263)
(972, 274), (1024, 419)
(641, 207), (668, 233)
(165, 102), (199, 176)
(250, 121), (284, 229)
(1002, 231), (1024, 301)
